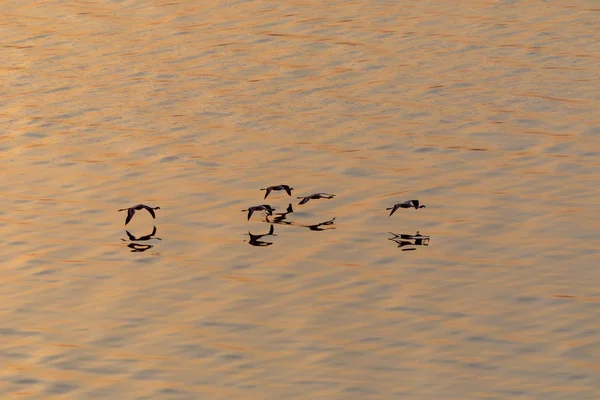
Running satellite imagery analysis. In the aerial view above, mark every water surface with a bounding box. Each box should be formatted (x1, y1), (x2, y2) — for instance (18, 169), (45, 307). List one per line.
(2, 0), (600, 398)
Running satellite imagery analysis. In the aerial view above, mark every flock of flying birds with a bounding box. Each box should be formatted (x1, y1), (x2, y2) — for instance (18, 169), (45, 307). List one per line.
(117, 185), (430, 250)
(242, 185), (336, 221)
(240, 184), (426, 221)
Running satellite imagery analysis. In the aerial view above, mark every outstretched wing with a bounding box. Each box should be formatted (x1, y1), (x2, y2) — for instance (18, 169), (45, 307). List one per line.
(264, 187), (272, 199)
(125, 230), (136, 240)
(298, 197), (310, 205)
(284, 186), (292, 196)
(268, 224), (274, 235)
(388, 205), (399, 217)
(143, 206), (156, 218)
(247, 208), (254, 220)
(125, 209), (135, 225)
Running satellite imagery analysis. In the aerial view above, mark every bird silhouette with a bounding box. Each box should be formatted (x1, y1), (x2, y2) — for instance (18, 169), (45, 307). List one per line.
(297, 193), (335, 205)
(118, 204), (161, 225)
(297, 217), (336, 231)
(124, 226), (161, 241)
(386, 200), (426, 216)
(261, 184), (294, 199)
(247, 224), (277, 246)
(267, 203), (294, 225)
(126, 243), (154, 252)
(242, 204), (276, 221)
(388, 231), (430, 250)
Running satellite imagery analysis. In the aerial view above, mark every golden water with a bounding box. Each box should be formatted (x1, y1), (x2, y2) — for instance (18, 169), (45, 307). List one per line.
(2, 0), (600, 398)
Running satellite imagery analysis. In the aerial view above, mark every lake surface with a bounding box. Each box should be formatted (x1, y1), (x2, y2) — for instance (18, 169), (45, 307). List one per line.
(2, 0), (600, 398)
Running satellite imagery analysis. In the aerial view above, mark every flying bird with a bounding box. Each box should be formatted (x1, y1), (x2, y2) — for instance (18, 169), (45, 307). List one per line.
(118, 204), (161, 225)
(386, 200), (426, 216)
(297, 193), (335, 205)
(261, 184), (294, 200)
(242, 204), (275, 221)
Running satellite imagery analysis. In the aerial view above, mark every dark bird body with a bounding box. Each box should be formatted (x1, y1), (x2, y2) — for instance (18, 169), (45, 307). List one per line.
(386, 200), (426, 216)
(242, 204), (275, 221)
(297, 193), (335, 205)
(261, 185), (294, 200)
(118, 204), (161, 225)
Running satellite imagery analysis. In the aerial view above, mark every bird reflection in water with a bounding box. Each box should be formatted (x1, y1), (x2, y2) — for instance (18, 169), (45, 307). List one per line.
(266, 203), (335, 231)
(267, 203), (294, 226)
(125, 226), (162, 242)
(246, 224), (277, 247)
(388, 231), (430, 251)
(127, 243), (154, 252)
(297, 217), (336, 231)
(122, 226), (162, 252)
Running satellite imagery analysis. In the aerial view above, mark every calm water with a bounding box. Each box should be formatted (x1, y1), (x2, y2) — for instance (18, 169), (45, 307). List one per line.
(2, 0), (600, 398)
